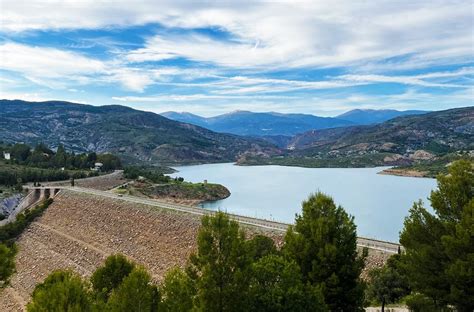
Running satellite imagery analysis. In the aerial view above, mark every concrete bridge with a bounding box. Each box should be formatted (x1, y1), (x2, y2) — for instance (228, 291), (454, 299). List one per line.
(25, 186), (62, 200)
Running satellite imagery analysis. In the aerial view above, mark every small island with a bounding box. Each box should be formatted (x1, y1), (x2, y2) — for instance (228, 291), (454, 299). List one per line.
(117, 166), (230, 206)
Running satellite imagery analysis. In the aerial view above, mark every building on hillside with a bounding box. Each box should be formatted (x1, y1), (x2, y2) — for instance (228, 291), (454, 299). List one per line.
(93, 162), (103, 171)
(3, 152), (11, 160)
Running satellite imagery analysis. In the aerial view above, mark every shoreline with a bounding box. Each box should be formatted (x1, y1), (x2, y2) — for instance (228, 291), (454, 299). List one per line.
(378, 168), (431, 178)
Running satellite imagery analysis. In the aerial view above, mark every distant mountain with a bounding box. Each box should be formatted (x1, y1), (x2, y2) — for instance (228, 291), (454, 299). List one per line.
(0, 100), (279, 164)
(161, 110), (354, 136)
(336, 109), (428, 125)
(288, 107), (473, 155)
(161, 111), (208, 127)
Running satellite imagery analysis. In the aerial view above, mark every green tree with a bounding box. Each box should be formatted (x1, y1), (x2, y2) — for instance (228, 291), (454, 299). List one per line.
(106, 266), (160, 312)
(0, 243), (17, 287)
(188, 212), (252, 312)
(27, 270), (92, 312)
(34, 143), (53, 155)
(160, 267), (194, 312)
(404, 293), (437, 312)
(248, 254), (327, 312)
(284, 192), (366, 311)
(91, 254), (135, 302)
(246, 234), (277, 260)
(97, 154), (122, 172)
(400, 160), (474, 311)
(367, 255), (410, 312)
(11, 143), (31, 162)
(53, 144), (67, 168)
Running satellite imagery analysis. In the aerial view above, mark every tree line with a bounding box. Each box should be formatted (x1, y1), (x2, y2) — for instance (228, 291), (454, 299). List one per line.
(2, 142), (122, 171)
(123, 166), (184, 184)
(0, 143), (122, 187)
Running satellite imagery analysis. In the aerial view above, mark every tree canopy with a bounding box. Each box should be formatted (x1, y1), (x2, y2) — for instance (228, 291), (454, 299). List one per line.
(27, 270), (92, 312)
(91, 254), (135, 302)
(284, 192), (366, 311)
(400, 160), (474, 311)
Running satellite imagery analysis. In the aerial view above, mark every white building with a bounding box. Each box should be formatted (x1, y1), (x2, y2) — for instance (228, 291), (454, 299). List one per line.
(3, 152), (11, 160)
(93, 162), (103, 171)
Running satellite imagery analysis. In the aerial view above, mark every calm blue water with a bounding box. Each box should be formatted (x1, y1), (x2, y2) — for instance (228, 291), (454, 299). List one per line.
(170, 163), (437, 242)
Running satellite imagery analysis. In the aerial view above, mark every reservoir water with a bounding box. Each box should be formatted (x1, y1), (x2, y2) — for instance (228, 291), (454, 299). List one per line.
(170, 163), (437, 242)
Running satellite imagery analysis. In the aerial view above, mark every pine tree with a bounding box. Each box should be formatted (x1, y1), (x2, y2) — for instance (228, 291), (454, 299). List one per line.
(366, 256), (410, 312)
(27, 270), (92, 312)
(248, 254), (327, 312)
(0, 243), (17, 287)
(187, 212), (252, 312)
(91, 254), (135, 302)
(160, 267), (194, 312)
(284, 192), (366, 311)
(400, 160), (474, 311)
(106, 266), (160, 312)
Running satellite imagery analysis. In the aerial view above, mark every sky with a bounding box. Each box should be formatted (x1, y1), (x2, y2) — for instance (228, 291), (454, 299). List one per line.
(0, 1), (473, 117)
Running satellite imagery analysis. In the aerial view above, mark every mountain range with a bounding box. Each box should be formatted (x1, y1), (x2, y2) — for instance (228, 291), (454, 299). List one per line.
(161, 109), (428, 137)
(237, 106), (473, 168)
(1, 100), (471, 167)
(288, 107), (473, 154)
(0, 100), (278, 164)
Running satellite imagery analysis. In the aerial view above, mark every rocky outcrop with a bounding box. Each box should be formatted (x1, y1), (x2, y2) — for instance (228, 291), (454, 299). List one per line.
(410, 150), (435, 161)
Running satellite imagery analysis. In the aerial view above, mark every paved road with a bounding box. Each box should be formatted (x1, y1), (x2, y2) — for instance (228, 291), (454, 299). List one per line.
(28, 185), (401, 254)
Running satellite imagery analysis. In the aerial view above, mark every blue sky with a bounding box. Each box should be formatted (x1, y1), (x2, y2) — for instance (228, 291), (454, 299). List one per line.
(0, 1), (473, 116)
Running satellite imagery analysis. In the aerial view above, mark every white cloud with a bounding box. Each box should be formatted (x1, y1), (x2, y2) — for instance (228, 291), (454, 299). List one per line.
(0, 42), (105, 79)
(0, 42), (218, 92)
(1, 1), (472, 70)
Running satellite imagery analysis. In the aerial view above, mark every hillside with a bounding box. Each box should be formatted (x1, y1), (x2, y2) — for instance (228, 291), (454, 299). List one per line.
(336, 109), (428, 124)
(289, 107), (473, 153)
(0, 100), (278, 164)
(238, 107), (474, 172)
(161, 110), (354, 136)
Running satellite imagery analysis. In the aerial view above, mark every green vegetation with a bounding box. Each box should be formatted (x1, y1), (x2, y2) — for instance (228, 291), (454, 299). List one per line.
(399, 160), (473, 311)
(1, 142), (121, 171)
(0, 243), (17, 287)
(123, 165), (230, 203)
(0, 198), (53, 245)
(0, 198), (53, 287)
(240, 152), (474, 177)
(365, 159), (474, 311)
(238, 153), (390, 168)
(106, 267), (159, 312)
(1, 100), (275, 164)
(394, 152), (473, 177)
(123, 166), (175, 183)
(91, 254), (135, 302)
(365, 255), (410, 311)
(284, 192), (366, 311)
(0, 142), (122, 190)
(27, 270), (93, 312)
